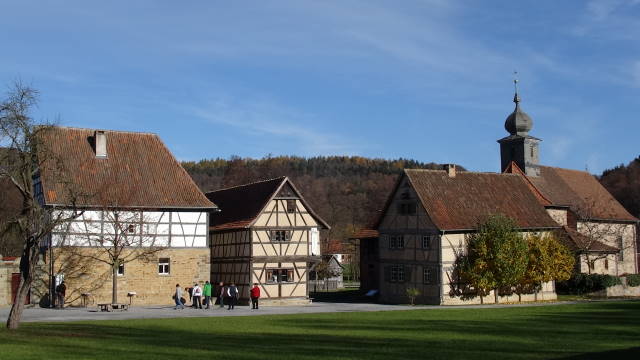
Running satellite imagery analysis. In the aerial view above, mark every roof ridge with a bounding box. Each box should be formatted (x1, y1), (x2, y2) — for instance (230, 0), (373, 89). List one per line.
(406, 168), (516, 176)
(539, 164), (592, 175)
(207, 176), (286, 193)
(45, 125), (159, 136)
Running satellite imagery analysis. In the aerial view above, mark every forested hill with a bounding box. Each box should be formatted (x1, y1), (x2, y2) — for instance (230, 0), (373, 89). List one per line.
(182, 156), (463, 242)
(599, 156), (640, 218)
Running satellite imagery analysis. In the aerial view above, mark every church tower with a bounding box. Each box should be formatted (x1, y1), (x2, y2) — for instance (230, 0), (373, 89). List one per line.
(497, 79), (541, 177)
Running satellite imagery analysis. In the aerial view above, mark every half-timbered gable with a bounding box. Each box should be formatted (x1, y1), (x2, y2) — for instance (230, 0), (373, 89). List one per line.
(36, 127), (217, 305)
(207, 177), (329, 305)
(355, 166), (560, 305)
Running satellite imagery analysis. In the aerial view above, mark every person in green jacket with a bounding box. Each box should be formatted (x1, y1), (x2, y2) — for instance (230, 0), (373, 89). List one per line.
(203, 281), (213, 309)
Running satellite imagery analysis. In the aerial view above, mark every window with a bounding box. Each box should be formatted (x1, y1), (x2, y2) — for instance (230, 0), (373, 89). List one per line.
(127, 224), (135, 233)
(617, 236), (624, 261)
(286, 199), (296, 213)
(390, 265), (405, 282)
(117, 262), (125, 276)
(389, 235), (404, 249)
(270, 230), (291, 242)
(266, 269), (294, 283)
(604, 259), (609, 270)
(158, 258), (170, 275)
(398, 202), (417, 215)
(422, 235), (433, 249)
(423, 268), (435, 284)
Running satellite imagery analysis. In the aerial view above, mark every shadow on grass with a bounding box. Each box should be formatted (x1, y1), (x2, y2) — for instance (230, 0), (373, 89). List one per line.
(1, 301), (639, 360)
(310, 289), (375, 303)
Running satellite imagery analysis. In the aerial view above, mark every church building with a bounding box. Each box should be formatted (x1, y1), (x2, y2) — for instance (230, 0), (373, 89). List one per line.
(354, 85), (638, 305)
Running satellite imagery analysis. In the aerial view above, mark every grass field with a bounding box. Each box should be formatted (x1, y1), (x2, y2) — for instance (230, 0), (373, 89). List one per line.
(1, 301), (639, 359)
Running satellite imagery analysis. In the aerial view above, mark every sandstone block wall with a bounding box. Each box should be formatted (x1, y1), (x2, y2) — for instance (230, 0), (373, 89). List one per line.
(48, 247), (210, 306)
(0, 258), (20, 307)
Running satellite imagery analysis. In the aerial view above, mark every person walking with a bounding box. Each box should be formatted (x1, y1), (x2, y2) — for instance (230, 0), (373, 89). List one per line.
(55, 281), (66, 309)
(227, 282), (238, 310)
(174, 284), (185, 310)
(250, 283), (260, 310)
(203, 281), (212, 309)
(192, 283), (203, 309)
(217, 282), (225, 308)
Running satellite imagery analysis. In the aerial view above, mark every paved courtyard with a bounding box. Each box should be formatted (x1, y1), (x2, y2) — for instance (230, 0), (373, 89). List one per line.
(0, 300), (588, 323)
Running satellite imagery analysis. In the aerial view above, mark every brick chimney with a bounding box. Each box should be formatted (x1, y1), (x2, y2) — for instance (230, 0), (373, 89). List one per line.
(445, 164), (456, 177)
(95, 130), (107, 158)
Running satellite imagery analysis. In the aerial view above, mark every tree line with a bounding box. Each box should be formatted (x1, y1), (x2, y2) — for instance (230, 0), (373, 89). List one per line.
(182, 156), (462, 242)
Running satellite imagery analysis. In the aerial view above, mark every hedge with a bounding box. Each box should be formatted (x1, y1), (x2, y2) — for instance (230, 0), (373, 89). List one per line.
(626, 274), (640, 287)
(556, 273), (622, 294)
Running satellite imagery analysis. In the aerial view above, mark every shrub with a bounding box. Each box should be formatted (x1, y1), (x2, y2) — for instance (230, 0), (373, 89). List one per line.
(556, 273), (622, 294)
(626, 274), (640, 287)
(406, 288), (421, 305)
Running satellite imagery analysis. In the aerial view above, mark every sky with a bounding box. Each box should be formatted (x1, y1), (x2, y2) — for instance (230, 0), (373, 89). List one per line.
(1, 0), (639, 174)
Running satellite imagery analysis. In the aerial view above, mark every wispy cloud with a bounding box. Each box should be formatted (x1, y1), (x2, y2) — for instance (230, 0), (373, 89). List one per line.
(188, 94), (362, 155)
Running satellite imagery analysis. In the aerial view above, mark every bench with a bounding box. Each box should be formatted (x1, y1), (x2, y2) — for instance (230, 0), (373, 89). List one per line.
(98, 303), (129, 312)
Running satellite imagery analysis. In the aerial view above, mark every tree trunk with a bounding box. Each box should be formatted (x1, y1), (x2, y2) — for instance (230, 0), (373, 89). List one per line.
(494, 288), (499, 304)
(6, 241), (38, 330)
(480, 294), (484, 304)
(112, 264), (118, 304)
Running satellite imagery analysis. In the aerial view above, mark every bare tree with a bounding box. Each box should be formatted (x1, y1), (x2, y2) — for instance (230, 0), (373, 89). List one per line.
(55, 178), (168, 304)
(0, 82), (83, 329)
(568, 197), (633, 275)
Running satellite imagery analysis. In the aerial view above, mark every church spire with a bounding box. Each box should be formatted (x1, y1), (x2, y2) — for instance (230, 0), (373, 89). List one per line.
(504, 72), (533, 136)
(498, 73), (541, 177)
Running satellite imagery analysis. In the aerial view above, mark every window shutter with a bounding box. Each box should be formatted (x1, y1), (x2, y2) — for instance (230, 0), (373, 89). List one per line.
(405, 265), (412, 283)
(384, 266), (390, 282)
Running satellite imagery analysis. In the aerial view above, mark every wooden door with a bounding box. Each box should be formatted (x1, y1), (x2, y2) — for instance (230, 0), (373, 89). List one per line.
(11, 273), (30, 305)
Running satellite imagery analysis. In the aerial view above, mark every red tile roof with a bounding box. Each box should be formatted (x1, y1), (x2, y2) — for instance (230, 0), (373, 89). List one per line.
(528, 166), (637, 222)
(404, 169), (559, 231)
(350, 229), (379, 239)
(37, 127), (216, 209)
(206, 177), (329, 231)
(557, 226), (619, 253)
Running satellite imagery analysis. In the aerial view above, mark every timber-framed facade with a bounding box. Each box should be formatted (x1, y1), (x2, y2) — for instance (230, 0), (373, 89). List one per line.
(207, 177), (329, 305)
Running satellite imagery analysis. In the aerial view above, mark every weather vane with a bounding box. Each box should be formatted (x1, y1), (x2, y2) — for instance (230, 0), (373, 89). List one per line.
(513, 70), (519, 93)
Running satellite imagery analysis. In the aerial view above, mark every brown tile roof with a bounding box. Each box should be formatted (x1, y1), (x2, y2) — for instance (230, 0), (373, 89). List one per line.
(557, 226), (619, 253)
(404, 169), (559, 231)
(206, 177), (329, 231)
(528, 166), (637, 222)
(350, 229), (379, 239)
(36, 127), (216, 209)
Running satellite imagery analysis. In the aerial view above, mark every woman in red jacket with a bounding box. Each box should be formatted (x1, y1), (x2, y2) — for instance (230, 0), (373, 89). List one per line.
(250, 283), (260, 309)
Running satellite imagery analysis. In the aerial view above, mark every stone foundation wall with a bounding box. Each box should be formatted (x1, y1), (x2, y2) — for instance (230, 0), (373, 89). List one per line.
(48, 247), (210, 306)
(0, 257), (20, 307)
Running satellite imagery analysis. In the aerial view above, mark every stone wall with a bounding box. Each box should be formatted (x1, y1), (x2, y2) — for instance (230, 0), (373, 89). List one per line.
(0, 257), (20, 307)
(47, 247), (210, 306)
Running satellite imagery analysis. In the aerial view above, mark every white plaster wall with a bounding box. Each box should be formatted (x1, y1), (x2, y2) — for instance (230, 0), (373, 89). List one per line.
(51, 210), (208, 248)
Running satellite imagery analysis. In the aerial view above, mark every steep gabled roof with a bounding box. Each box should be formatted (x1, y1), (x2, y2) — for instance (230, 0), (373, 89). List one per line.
(37, 127), (216, 209)
(557, 226), (619, 253)
(527, 166), (637, 222)
(206, 176), (330, 231)
(404, 169), (559, 231)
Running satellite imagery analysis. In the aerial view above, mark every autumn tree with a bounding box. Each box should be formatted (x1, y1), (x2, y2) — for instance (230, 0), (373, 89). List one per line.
(457, 215), (528, 304)
(0, 83), (83, 329)
(517, 233), (574, 301)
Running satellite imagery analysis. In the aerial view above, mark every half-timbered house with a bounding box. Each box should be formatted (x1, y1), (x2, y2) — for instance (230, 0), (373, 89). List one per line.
(206, 177), (329, 305)
(36, 127), (217, 305)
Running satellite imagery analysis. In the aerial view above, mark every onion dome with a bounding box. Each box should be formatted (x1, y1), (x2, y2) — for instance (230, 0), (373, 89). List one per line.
(504, 89), (533, 136)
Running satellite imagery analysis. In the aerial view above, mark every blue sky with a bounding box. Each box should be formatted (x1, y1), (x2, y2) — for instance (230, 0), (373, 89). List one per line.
(1, 0), (639, 174)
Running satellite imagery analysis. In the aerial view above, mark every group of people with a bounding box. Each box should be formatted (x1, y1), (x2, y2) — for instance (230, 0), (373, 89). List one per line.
(173, 282), (261, 310)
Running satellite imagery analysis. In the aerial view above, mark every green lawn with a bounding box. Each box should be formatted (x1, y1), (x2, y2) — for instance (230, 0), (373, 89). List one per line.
(1, 301), (639, 360)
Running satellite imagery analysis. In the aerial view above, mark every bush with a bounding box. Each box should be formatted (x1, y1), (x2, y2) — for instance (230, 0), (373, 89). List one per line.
(626, 274), (640, 287)
(556, 273), (622, 294)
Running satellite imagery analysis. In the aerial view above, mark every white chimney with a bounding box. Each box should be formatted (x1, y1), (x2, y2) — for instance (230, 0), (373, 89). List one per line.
(95, 130), (107, 158)
(446, 164), (456, 177)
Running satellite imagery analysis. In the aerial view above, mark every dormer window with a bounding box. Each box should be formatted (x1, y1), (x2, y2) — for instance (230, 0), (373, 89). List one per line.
(95, 130), (107, 158)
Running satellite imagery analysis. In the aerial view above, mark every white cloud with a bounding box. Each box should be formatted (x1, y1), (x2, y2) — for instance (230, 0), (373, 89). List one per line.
(188, 94), (362, 155)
